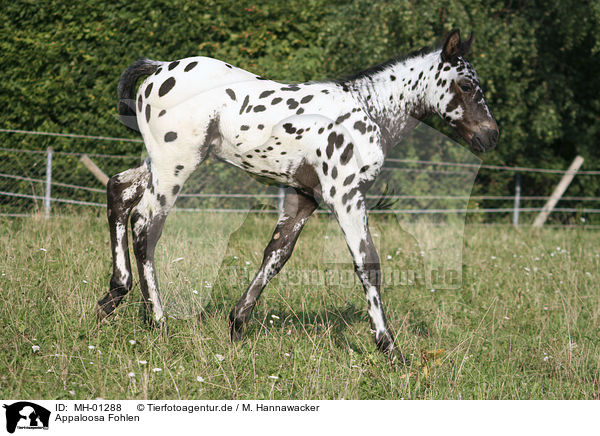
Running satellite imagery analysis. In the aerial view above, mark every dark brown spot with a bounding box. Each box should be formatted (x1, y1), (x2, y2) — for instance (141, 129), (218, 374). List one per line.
(260, 90), (275, 98)
(239, 95), (249, 114)
(184, 61), (198, 72)
(159, 77), (176, 97)
(145, 83), (153, 98)
(335, 113), (351, 124)
(226, 88), (236, 101)
(343, 174), (355, 186)
(340, 143), (353, 165)
(353, 121), (366, 134)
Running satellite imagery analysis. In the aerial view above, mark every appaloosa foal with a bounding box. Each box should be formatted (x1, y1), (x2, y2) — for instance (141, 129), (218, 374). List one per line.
(98, 30), (498, 362)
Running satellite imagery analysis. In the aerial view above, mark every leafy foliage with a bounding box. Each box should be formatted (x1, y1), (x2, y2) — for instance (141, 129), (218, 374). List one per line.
(1, 0), (599, 218)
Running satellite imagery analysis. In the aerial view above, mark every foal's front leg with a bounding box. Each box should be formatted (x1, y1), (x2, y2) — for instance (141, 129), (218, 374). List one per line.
(229, 189), (318, 340)
(331, 195), (404, 361)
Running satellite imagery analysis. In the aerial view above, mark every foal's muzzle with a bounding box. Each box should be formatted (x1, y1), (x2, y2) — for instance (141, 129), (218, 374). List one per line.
(471, 128), (499, 152)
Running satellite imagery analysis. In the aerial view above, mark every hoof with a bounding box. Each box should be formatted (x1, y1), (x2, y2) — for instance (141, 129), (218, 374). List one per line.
(96, 297), (118, 322)
(390, 349), (410, 366)
(228, 311), (244, 342)
(153, 318), (169, 341)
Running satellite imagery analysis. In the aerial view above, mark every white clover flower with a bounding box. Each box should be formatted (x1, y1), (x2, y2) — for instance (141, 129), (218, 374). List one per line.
(386, 255), (392, 260)
(192, 289), (199, 294)
(32, 345), (40, 352)
(138, 360), (147, 365)
(196, 376), (205, 382)
(128, 340), (136, 345)
(128, 372), (135, 377)
(88, 345), (95, 350)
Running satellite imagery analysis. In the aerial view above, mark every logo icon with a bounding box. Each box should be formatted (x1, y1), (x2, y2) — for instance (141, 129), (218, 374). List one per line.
(3, 402), (50, 433)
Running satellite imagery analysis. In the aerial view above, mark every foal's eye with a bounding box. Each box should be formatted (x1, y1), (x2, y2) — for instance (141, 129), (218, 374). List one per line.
(459, 82), (473, 92)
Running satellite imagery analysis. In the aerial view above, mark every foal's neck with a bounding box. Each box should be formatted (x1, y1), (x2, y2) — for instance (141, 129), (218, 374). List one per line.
(346, 50), (442, 151)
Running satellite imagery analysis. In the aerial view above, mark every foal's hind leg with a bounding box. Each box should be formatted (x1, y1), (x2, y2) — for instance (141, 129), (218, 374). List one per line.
(98, 162), (150, 320)
(130, 190), (173, 325)
(229, 189), (318, 340)
(129, 158), (196, 324)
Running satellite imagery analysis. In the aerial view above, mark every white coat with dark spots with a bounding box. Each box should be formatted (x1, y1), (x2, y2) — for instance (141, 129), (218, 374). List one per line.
(98, 29), (498, 362)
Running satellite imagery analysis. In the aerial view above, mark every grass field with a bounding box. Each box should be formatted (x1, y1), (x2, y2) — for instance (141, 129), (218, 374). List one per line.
(0, 211), (598, 400)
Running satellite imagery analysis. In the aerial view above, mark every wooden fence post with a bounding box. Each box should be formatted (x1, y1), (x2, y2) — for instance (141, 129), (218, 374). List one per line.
(533, 156), (584, 227)
(80, 154), (109, 186)
(44, 147), (53, 219)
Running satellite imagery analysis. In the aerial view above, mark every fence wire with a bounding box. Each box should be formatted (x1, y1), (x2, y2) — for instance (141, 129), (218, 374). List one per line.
(1, 143), (599, 224)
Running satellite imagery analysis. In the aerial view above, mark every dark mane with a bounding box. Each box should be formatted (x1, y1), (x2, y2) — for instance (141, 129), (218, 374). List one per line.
(336, 46), (439, 84)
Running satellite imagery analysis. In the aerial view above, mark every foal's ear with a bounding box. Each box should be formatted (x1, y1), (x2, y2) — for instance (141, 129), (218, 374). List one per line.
(442, 29), (461, 62)
(459, 32), (474, 57)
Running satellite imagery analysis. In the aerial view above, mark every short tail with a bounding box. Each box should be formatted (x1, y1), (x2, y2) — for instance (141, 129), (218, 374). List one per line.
(118, 58), (162, 132)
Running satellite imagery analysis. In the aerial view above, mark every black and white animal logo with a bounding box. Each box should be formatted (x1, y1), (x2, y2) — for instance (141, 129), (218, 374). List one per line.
(3, 402), (50, 433)
(98, 29), (498, 363)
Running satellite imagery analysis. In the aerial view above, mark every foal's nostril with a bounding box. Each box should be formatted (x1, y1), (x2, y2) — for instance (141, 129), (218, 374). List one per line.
(488, 129), (499, 144)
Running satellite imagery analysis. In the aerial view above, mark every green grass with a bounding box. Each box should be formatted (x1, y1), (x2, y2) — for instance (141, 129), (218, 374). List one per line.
(0, 211), (599, 399)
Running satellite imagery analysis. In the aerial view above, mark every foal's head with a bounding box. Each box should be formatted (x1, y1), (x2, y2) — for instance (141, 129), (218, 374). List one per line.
(434, 30), (499, 152)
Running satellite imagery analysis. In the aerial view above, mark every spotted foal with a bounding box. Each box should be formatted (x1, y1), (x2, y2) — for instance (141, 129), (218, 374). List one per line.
(97, 30), (498, 361)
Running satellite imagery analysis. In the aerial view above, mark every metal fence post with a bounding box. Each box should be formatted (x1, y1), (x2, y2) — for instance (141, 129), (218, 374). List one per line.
(512, 173), (521, 226)
(277, 185), (285, 213)
(44, 147), (53, 219)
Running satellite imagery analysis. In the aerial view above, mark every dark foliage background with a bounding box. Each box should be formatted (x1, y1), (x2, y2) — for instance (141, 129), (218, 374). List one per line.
(1, 0), (599, 219)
